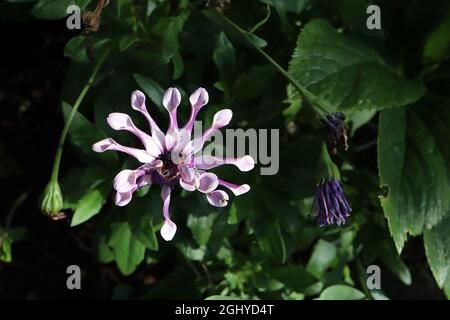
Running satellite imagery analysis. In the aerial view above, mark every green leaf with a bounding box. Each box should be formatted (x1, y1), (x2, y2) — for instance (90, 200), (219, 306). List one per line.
(251, 272), (285, 292)
(379, 242), (412, 286)
(268, 266), (318, 291)
(127, 197), (159, 251)
(64, 37), (110, 63)
(187, 212), (219, 246)
(306, 240), (337, 278)
(62, 102), (116, 163)
(71, 183), (109, 226)
(161, 12), (189, 60)
(318, 285), (365, 300)
(32, 0), (91, 20)
(282, 0), (309, 14)
(176, 243), (205, 261)
(423, 17), (450, 63)
(62, 165), (112, 209)
(109, 222), (146, 275)
(213, 32), (236, 94)
(133, 74), (165, 111)
(289, 19), (425, 112)
(98, 234), (114, 263)
(378, 104), (450, 252)
(0, 236), (12, 263)
(254, 219), (287, 263)
(445, 273), (450, 299)
(172, 52), (184, 80)
(424, 214), (450, 288)
(118, 35), (139, 52)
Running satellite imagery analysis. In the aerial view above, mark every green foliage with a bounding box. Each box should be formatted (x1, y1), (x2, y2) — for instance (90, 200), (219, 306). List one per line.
(289, 19), (425, 113)
(17, 0), (450, 299)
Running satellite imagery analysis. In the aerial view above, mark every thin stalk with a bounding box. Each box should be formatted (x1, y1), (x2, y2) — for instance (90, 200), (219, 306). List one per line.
(5, 192), (29, 231)
(49, 48), (110, 183)
(209, 10), (331, 116)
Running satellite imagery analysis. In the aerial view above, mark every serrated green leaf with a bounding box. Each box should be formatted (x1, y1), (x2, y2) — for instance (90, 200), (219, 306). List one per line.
(289, 19), (425, 112)
(424, 214), (450, 288)
(379, 242), (412, 286)
(318, 285), (365, 300)
(378, 102), (450, 253)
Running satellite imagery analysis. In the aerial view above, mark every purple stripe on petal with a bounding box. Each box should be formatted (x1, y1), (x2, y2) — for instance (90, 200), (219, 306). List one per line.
(115, 191), (133, 207)
(107, 113), (161, 157)
(197, 172), (219, 193)
(194, 155), (255, 172)
(206, 190), (229, 207)
(92, 138), (155, 163)
(131, 90), (166, 152)
(184, 88), (209, 133)
(163, 87), (181, 133)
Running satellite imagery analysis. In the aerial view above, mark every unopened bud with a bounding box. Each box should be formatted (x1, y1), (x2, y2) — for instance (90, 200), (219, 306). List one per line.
(40, 181), (63, 216)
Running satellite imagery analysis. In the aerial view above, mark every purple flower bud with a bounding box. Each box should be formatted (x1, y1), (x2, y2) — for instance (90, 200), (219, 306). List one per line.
(320, 112), (348, 154)
(312, 179), (352, 226)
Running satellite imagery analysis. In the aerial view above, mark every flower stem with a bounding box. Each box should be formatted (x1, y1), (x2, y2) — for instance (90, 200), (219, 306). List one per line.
(207, 9), (331, 115)
(50, 47), (110, 183)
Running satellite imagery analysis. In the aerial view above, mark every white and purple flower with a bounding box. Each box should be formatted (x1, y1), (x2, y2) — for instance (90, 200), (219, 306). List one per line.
(92, 87), (254, 241)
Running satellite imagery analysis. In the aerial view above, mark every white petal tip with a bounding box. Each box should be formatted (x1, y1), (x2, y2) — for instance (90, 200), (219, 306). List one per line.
(92, 138), (114, 152)
(131, 90), (146, 110)
(234, 184), (251, 196)
(163, 87), (181, 111)
(213, 109), (233, 126)
(237, 156), (255, 172)
(160, 220), (177, 241)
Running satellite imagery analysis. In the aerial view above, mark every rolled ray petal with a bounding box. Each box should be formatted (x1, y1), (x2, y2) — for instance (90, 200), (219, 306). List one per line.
(218, 179), (250, 196)
(115, 191), (133, 207)
(137, 174), (152, 187)
(202, 109), (232, 142)
(180, 178), (196, 191)
(160, 219), (177, 241)
(184, 88), (209, 133)
(163, 87), (182, 133)
(107, 113), (161, 157)
(92, 138), (155, 163)
(179, 164), (195, 182)
(195, 155), (255, 172)
(197, 172), (219, 193)
(206, 190), (229, 207)
(130, 90), (165, 151)
(113, 169), (137, 192)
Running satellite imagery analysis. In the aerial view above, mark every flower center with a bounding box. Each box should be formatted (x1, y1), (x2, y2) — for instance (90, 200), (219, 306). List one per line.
(157, 152), (180, 181)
